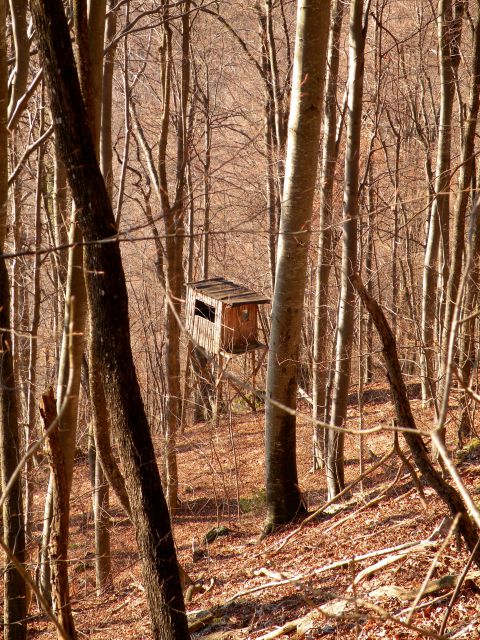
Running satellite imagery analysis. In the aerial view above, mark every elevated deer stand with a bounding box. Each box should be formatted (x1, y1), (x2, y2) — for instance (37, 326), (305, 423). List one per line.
(185, 277), (270, 414)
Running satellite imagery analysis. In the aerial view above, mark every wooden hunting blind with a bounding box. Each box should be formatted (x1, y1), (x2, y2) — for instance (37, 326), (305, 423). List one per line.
(186, 277), (270, 355)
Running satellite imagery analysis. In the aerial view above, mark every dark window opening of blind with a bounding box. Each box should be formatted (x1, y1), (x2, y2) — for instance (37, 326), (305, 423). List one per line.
(194, 299), (216, 323)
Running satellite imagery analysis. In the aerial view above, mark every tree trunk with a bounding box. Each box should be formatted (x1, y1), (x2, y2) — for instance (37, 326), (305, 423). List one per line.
(264, 0), (331, 531)
(312, 0), (345, 471)
(421, 0), (463, 404)
(0, 2), (27, 636)
(30, 2), (189, 637)
(25, 106), (44, 543)
(159, 1), (191, 512)
(327, 0), (367, 500)
(40, 1), (96, 597)
(8, 0), (30, 120)
(93, 457), (111, 595)
(354, 274), (480, 563)
(39, 390), (76, 640)
(439, 4), (480, 419)
(84, 0), (113, 595)
(256, 3), (279, 290)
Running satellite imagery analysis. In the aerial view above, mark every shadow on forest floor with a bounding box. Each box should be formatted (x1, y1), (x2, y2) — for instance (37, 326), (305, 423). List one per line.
(347, 382), (421, 407)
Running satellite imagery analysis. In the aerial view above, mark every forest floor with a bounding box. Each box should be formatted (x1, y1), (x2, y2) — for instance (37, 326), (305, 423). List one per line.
(27, 381), (480, 639)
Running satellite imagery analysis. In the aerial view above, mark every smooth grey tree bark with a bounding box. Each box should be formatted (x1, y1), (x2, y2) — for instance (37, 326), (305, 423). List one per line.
(264, 0), (331, 531)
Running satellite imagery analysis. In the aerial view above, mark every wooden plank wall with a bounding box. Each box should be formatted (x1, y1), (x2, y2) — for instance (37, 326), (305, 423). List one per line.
(186, 288), (221, 354)
(221, 304), (257, 350)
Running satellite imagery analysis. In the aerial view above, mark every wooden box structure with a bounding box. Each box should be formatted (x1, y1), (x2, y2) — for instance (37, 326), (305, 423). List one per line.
(185, 277), (270, 355)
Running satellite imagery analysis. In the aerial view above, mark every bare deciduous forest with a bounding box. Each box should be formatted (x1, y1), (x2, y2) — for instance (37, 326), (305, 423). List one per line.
(4, 0), (480, 638)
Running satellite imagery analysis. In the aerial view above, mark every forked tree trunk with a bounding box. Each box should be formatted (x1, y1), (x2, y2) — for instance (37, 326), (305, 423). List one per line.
(31, 2), (189, 638)
(327, 0), (367, 500)
(264, 0), (331, 531)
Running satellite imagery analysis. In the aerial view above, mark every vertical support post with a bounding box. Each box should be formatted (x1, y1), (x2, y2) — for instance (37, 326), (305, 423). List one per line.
(216, 353), (223, 416)
(251, 349), (256, 413)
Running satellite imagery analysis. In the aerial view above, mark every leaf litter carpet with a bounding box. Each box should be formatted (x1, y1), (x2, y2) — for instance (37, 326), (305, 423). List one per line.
(27, 383), (480, 638)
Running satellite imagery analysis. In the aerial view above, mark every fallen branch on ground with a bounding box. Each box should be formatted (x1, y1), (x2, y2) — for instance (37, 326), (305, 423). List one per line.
(348, 539), (438, 590)
(439, 535), (480, 635)
(256, 613), (317, 640)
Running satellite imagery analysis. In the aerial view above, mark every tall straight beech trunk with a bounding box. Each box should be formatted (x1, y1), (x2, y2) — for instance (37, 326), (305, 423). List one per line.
(312, 0), (345, 471)
(100, 0), (117, 196)
(25, 108), (44, 542)
(93, 1), (130, 515)
(0, 2), (26, 636)
(264, 0), (331, 531)
(0, 266), (26, 640)
(421, 0), (463, 403)
(326, 0), (367, 500)
(458, 215), (480, 443)
(30, 2), (189, 638)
